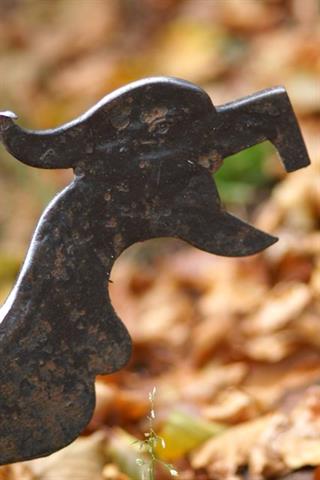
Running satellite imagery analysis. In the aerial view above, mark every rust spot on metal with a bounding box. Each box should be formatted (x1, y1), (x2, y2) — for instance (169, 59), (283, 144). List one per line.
(198, 150), (222, 172)
(141, 106), (169, 133)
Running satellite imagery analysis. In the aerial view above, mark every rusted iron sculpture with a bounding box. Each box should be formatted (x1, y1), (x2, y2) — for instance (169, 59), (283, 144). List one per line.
(0, 77), (310, 464)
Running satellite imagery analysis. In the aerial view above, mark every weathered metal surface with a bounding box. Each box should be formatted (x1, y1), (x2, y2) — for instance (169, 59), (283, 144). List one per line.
(0, 77), (310, 463)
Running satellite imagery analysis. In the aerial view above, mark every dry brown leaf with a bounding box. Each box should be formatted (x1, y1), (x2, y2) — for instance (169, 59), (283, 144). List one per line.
(202, 388), (262, 425)
(243, 282), (311, 335)
(181, 363), (248, 404)
(191, 415), (273, 479)
(103, 463), (130, 480)
(220, 0), (284, 32)
(153, 20), (227, 82)
(294, 312), (320, 348)
(26, 432), (107, 480)
(310, 259), (320, 297)
(127, 279), (193, 345)
(166, 248), (222, 291)
(115, 389), (150, 421)
(243, 331), (296, 362)
(89, 380), (150, 429)
(88, 381), (118, 430)
(198, 259), (267, 318)
(250, 387), (320, 478)
(191, 314), (233, 366)
(0, 464), (35, 480)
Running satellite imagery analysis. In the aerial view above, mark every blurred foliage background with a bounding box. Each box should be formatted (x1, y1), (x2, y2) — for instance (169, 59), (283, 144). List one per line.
(0, 2), (320, 479)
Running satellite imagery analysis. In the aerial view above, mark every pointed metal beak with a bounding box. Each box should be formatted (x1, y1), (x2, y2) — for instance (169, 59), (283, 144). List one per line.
(177, 172), (278, 258)
(211, 211), (278, 256)
(184, 207), (278, 257)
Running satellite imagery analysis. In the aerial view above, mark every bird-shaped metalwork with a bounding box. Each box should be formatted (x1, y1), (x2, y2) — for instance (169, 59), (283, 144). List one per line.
(0, 77), (310, 463)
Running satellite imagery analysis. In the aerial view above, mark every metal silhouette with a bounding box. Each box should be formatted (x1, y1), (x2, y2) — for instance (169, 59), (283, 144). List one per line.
(0, 77), (310, 463)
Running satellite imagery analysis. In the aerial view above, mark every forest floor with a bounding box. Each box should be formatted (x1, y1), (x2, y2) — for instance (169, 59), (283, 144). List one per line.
(0, 1), (320, 479)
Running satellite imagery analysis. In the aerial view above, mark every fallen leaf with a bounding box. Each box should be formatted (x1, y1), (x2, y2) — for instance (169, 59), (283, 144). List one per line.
(243, 331), (296, 362)
(191, 415), (273, 479)
(27, 432), (107, 480)
(156, 410), (225, 460)
(242, 283), (311, 335)
(202, 388), (262, 424)
(0, 464), (35, 480)
(250, 387), (320, 478)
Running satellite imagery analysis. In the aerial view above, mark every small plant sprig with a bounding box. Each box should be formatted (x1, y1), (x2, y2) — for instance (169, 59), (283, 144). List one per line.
(135, 387), (178, 480)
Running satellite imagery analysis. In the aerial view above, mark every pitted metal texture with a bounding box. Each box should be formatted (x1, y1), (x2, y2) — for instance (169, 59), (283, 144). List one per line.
(0, 77), (310, 463)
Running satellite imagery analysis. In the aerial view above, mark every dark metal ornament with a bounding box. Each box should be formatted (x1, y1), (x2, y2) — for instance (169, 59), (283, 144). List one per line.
(0, 77), (310, 464)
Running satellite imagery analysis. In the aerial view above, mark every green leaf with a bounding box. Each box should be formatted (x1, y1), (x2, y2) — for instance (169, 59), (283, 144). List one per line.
(214, 141), (274, 204)
(155, 410), (226, 460)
